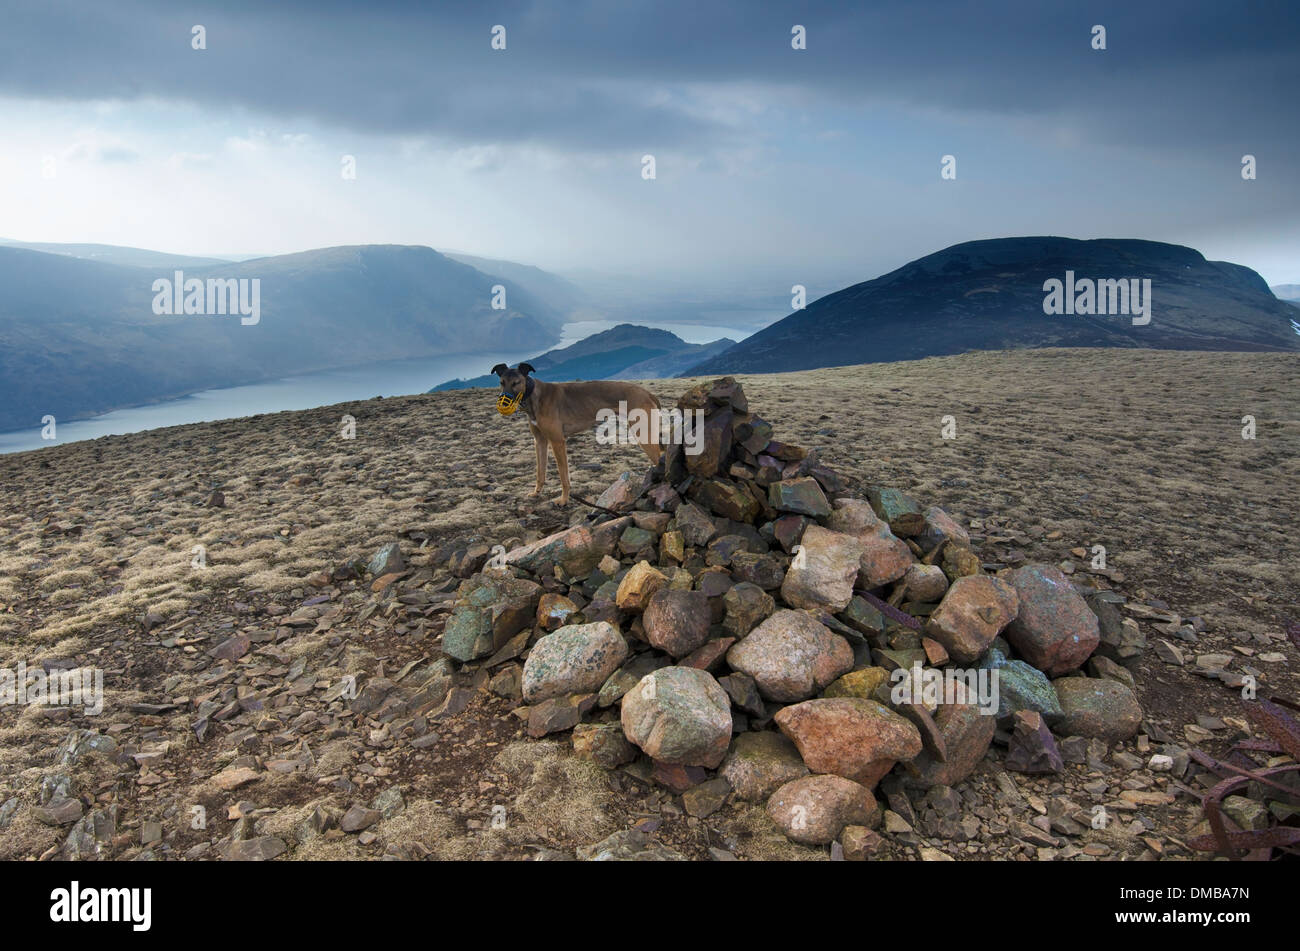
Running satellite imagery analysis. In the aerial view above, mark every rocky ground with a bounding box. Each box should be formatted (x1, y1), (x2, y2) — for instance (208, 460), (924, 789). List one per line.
(0, 347), (1295, 861)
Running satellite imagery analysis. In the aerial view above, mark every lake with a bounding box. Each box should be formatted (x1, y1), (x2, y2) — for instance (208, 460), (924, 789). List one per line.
(0, 318), (759, 455)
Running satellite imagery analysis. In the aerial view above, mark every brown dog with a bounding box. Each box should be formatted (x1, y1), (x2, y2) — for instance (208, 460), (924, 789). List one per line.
(492, 362), (662, 505)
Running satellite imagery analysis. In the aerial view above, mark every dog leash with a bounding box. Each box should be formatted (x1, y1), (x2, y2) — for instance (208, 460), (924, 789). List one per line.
(569, 494), (626, 517)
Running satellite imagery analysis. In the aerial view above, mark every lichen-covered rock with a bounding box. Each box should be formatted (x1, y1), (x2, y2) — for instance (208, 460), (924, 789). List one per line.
(767, 775), (879, 845)
(865, 486), (925, 536)
(1053, 677), (1142, 742)
(823, 667), (889, 699)
(998, 564), (1100, 675)
(615, 560), (668, 612)
(620, 666), (732, 768)
(924, 575), (1019, 664)
(774, 697), (923, 788)
(572, 722), (638, 768)
(725, 609), (854, 702)
(941, 544), (983, 581)
(977, 646), (1064, 724)
(768, 477), (832, 518)
(720, 731), (809, 801)
(722, 582), (775, 636)
(442, 574), (543, 662)
(642, 588), (711, 657)
(521, 622), (629, 703)
(780, 525), (864, 613)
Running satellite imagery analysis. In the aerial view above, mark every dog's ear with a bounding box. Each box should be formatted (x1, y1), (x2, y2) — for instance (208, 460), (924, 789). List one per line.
(518, 362), (535, 376)
(490, 363), (508, 377)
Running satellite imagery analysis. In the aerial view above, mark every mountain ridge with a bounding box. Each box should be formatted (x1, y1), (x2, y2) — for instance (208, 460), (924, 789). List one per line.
(686, 237), (1299, 376)
(430, 323), (736, 391)
(0, 243), (565, 431)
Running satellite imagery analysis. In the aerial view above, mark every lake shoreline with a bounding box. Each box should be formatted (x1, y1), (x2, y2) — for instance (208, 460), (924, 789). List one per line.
(0, 317), (765, 455)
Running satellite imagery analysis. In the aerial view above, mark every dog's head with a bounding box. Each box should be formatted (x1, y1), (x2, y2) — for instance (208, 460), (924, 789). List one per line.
(491, 362), (534, 400)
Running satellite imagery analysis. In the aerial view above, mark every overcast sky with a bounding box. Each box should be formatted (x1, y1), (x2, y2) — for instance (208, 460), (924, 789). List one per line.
(1, 0), (1297, 288)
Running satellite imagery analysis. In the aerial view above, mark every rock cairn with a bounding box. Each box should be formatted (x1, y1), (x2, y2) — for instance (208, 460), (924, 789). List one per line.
(438, 377), (1146, 850)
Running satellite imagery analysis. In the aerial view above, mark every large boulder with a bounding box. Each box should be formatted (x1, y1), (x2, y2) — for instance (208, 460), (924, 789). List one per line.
(774, 697), (923, 789)
(720, 731), (810, 802)
(766, 775), (879, 846)
(643, 588), (712, 657)
(924, 575), (1019, 664)
(504, 519), (628, 576)
(977, 647), (1063, 724)
(901, 684), (996, 788)
(998, 565), (1100, 675)
(1053, 677), (1143, 742)
(725, 609), (854, 702)
(826, 499), (911, 586)
(780, 525), (864, 613)
(620, 666), (733, 768)
(522, 622), (629, 703)
(442, 574), (543, 662)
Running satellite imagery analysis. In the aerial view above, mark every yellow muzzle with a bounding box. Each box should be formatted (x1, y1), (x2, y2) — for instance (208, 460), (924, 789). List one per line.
(497, 390), (524, 416)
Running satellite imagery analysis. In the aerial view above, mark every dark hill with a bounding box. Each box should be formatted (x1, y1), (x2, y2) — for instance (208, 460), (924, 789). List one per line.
(0, 244), (561, 431)
(686, 237), (1300, 375)
(431, 323), (735, 391)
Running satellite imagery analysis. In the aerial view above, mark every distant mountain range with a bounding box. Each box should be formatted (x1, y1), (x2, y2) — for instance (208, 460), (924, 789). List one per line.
(1272, 284), (1300, 306)
(0, 242), (565, 432)
(441, 251), (588, 323)
(4, 234), (1295, 436)
(430, 324), (736, 391)
(687, 238), (1300, 376)
(0, 237), (230, 270)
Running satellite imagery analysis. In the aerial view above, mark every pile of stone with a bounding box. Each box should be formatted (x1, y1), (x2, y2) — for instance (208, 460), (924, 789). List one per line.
(438, 377), (1147, 852)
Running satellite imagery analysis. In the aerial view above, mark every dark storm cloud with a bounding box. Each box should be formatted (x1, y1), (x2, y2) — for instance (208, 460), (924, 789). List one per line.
(1, 0), (1297, 153)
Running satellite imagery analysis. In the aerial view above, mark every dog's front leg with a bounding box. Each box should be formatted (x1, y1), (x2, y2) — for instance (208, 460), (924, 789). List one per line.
(529, 428), (547, 497)
(551, 437), (571, 506)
